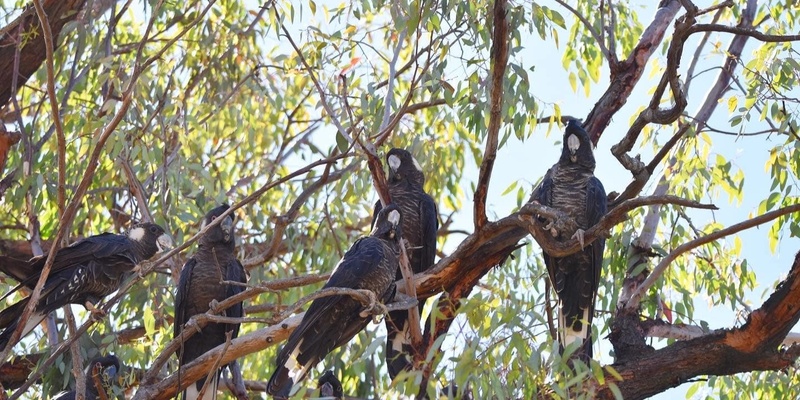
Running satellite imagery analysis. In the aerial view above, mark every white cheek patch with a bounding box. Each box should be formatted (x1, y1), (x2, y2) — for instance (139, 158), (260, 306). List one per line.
(388, 210), (401, 226)
(388, 154), (401, 171)
(567, 134), (580, 153)
(567, 134), (581, 152)
(411, 156), (422, 172)
(128, 227), (145, 241)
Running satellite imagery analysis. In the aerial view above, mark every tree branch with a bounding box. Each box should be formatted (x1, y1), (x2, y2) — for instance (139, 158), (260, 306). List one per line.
(553, 0), (616, 65)
(519, 195), (716, 258)
(0, 0), (180, 363)
(0, 0), (87, 107)
(614, 0), (757, 312)
(64, 306), (85, 400)
(8, 152), (349, 398)
(584, 0), (681, 143)
(597, 250), (800, 399)
(473, 0), (509, 230)
(30, 0), (67, 223)
(624, 203), (800, 310)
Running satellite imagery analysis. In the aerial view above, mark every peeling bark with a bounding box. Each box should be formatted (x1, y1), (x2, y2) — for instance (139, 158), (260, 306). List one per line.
(596, 251), (800, 399)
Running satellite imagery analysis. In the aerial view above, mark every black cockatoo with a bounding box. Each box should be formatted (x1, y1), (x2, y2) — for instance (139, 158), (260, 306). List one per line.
(534, 119), (607, 361)
(372, 148), (438, 379)
(267, 205), (403, 398)
(174, 204), (246, 400)
(54, 354), (122, 400)
(317, 370), (343, 399)
(0, 223), (171, 349)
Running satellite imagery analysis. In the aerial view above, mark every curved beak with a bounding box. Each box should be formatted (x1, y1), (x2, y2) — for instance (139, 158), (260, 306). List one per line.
(320, 382), (334, 397)
(156, 234), (174, 252)
(567, 134), (580, 162)
(221, 215), (234, 241)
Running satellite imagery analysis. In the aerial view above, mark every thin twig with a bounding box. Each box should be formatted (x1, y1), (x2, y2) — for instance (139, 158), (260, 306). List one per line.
(379, 28), (408, 131)
(273, 4), (349, 139)
(196, 331), (233, 400)
(554, 0), (615, 64)
(118, 155), (154, 223)
(31, 0), (67, 223)
(625, 203), (800, 310)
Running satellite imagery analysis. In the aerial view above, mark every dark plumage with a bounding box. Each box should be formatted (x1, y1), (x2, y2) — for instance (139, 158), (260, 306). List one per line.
(174, 204), (246, 400)
(372, 148), (438, 379)
(267, 205), (403, 398)
(534, 119), (607, 361)
(317, 370), (343, 399)
(54, 354), (122, 400)
(0, 223), (171, 349)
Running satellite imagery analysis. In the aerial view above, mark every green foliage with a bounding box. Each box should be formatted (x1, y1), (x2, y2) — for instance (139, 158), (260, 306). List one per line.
(0, 0), (799, 398)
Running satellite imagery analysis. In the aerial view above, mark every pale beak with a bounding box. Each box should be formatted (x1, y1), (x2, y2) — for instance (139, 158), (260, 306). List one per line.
(221, 215), (234, 241)
(156, 234), (174, 252)
(567, 134), (580, 162)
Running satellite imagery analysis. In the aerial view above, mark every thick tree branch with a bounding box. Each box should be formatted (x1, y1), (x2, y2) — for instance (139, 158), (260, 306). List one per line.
(595, 250), (800, 399)
(133, 314), (302, 400)
(584, 0), (681, 143)
(0, 0), (87, 107)
(519, 195), (716, 259)
(473, 0), (509, 231)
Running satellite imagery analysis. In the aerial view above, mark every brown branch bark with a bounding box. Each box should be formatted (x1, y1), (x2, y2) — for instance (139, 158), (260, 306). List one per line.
(596, 250), (800, 399)
(133, 314), (302, 400)
(64, 306), (85, 400)
(614, 0), (757, 312)
(30, 0), (67, 223)
(91, 360), (110, 400)
(520, 195), (716, 259)
(0, 353), (41, 390)
(0, 0), (87, 108)
(473, 0), (509, 230)
(583, 0), (681, 144)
